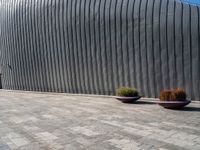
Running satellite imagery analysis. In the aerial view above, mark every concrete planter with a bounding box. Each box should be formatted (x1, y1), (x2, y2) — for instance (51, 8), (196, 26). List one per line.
(115, 96), (141, 103)
(157, 100), (191, 109)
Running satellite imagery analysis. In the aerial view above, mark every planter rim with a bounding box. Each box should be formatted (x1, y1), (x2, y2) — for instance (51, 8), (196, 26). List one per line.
(114, 96), (141, 99)
(115, 96), (141, 103)
(157, 100), (190, 104)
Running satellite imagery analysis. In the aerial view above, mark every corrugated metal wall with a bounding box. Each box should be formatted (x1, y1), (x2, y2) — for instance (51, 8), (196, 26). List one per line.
(0, 0), (200, 100)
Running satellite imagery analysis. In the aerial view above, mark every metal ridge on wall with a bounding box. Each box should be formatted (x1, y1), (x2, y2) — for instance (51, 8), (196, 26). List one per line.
(0, 0), (200, 100)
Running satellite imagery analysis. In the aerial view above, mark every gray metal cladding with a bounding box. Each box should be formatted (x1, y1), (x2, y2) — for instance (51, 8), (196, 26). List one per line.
(0, 0), (200, 100)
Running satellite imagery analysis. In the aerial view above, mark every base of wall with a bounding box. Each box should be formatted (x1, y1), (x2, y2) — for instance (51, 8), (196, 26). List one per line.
(0, 89), (199, 102)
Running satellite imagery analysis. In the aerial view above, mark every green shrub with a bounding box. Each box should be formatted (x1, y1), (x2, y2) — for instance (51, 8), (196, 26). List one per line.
(117, 87), (139, 97)
(160, 88), (187, 101)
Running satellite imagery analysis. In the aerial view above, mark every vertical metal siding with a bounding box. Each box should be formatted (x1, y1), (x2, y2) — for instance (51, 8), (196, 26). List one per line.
(0, 0), (200, 100)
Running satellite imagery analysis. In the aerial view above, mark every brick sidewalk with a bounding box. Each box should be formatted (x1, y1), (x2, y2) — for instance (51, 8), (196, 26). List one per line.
(0, 91), (199, 150)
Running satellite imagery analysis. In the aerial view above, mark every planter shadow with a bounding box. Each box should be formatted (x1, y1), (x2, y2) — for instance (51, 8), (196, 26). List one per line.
(128, 101), (156, 105)
(176, 106), (200, 112)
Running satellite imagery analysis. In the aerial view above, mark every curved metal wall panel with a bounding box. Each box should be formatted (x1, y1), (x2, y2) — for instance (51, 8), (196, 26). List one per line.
(0, 0), (200, 99)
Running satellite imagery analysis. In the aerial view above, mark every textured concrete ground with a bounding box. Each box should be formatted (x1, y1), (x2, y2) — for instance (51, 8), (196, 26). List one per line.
(0, 90), (199, 150)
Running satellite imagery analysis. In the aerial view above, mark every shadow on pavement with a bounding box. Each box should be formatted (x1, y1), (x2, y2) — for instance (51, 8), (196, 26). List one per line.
(127, 101), (156, 105)
(179, 106), (200, 112)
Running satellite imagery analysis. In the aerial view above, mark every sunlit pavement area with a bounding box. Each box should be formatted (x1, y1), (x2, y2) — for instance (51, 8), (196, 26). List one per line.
(0, 90), (199, 150)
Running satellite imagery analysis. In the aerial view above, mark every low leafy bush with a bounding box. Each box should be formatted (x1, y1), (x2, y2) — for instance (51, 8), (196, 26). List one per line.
(117, 87), (139, 97)
(160, 88), (187, 101)
(160, 90), (176, 101)
(174, 88), (187, 101)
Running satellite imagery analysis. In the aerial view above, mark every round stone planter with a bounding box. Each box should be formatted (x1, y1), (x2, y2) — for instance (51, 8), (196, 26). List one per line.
(115, 96), (141, 103)
(157, 100), (191, 109)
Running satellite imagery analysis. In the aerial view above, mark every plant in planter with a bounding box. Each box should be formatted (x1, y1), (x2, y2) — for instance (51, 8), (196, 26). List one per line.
(115, 87), (140, 103)
(157, 88), (191, 109)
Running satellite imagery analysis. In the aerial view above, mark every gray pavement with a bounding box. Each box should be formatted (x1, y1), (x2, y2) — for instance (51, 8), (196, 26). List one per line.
(0, 90), (199, 150)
